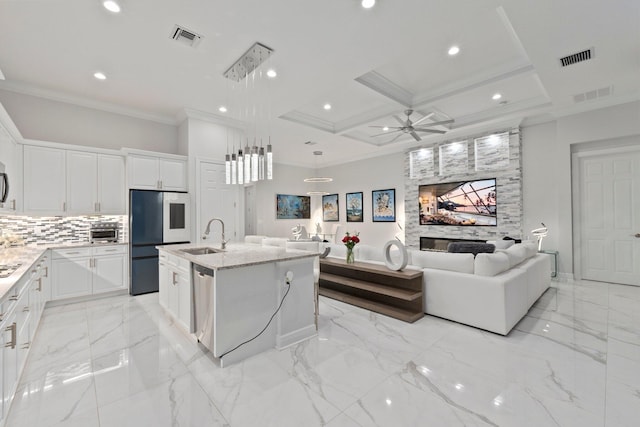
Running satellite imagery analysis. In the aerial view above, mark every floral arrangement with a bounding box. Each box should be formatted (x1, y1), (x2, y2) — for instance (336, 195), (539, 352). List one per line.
(342, 231), (360, 249)
(342, 231), (360, 263)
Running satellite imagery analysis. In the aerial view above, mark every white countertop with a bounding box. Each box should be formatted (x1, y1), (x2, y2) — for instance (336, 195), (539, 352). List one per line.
(0, 242), (128, 301)
(158, 242), (317, 270)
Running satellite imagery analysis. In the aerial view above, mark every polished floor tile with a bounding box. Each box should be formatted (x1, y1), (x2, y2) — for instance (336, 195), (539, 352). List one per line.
(5, 279), (639, 426)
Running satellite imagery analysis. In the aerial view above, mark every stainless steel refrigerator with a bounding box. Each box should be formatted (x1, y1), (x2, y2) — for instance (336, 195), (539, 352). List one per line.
(129, 190), (190, 295)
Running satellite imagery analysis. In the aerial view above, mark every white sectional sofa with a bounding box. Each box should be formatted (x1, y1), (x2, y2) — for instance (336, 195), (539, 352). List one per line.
(324, 241), (551, 335)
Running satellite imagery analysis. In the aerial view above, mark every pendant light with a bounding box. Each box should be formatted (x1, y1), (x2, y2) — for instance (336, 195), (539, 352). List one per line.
(237, 148), (244, 185)
(306, 150), (332, 195)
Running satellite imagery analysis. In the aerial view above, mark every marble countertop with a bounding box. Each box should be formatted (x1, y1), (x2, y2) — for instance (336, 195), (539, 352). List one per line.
(0, 242), (128, 302)
(158, 242), (317, 270)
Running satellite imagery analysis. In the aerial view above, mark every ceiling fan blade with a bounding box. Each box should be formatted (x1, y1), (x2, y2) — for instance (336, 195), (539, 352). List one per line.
(413, 128), (447, 134)
(411, 112), (435, 126)
(392, 115), (406, 126)
(368, 125), (402, 129)
(410, 131), (422, 142)
(370, 129), (403, 137)
(415, 119), (454, 127)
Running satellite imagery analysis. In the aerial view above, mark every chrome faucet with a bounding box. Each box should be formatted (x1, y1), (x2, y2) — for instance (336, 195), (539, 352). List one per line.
(202, 218), (229, 249)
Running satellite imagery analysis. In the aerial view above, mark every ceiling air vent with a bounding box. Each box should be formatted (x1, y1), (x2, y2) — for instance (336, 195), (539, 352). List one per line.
(559, 48), (593, 67)
(304, 141), (318, 146)
(573, 86), (613, 103)
(171, 25), (203, 48)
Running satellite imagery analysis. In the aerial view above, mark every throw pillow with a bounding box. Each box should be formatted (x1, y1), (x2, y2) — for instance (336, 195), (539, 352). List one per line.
(475, 252), (510, 276)
(447, 242), (496, 256)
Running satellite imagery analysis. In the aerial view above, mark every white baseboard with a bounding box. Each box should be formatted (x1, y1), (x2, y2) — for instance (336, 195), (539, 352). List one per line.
(276, 324), (317, 350)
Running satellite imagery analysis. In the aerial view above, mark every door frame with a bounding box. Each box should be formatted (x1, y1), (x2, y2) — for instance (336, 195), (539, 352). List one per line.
(571, 142), (640, 282)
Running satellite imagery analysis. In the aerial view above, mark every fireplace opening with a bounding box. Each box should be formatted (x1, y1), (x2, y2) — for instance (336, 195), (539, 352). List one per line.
(420, 236), (486, 251)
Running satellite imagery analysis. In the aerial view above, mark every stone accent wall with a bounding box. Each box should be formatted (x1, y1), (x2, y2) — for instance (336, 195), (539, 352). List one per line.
(404, 129), (523, 249)
(0, 215), (127, 245)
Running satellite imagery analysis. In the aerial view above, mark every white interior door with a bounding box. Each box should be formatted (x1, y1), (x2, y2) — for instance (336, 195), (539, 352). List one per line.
(197, 160), (239, 244)
(578, 147), (640, 286)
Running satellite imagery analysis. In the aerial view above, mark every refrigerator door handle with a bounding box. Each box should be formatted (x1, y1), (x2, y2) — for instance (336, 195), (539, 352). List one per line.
(0, 173), (8, 203)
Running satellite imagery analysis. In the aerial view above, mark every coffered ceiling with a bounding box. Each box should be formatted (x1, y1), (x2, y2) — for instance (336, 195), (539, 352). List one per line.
(0, 0), (637, 167)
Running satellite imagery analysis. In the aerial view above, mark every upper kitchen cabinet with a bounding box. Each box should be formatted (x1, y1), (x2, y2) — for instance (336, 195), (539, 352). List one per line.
(0, 106), (22, 213)
(24, 144), (126, 215)
(67, 151), (125, 215)
(128, 153), (187, 191)
(23, 145), (66, 214)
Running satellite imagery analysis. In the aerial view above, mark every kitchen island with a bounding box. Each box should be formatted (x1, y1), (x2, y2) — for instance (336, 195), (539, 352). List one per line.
(157, 243), (318, 367)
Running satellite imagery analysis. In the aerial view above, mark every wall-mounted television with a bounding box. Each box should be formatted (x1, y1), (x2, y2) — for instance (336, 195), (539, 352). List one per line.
(419, 178), (497, 226)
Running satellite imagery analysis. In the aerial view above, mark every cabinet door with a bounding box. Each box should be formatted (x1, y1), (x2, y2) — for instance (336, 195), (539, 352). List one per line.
(15, 288), (31, 374)
(159, 158), (187, 191)
(97, 154), (125, 214)
(158, 260), (169, 309)
(23, 145), (66, 213)
(167, 268), (180, 319)
(51, 257), (92, 300)
(0, 125), (20, 212)
(93, 254), (125, 293)
(128, 155), (160, 190)
(1, 312), (17, 418)
(177, 270), (192, 332)
(66, 151), (98, 214)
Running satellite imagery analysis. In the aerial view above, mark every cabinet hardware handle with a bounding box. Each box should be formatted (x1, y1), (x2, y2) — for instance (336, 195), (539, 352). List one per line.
(104, 249), (118, 252)
(0, 313), (4, 322)
(37, 278), (42, 292)
(172, 271), (177, 285)
(63, 201), (66, 211)
(22, 306), (29, 312)
(66, 251), (80, 255)
(10, 199), (16, 210)
(5, 322), (16, 349)
(8, 295), (18, 301)
(635, 233), (640, 238)
(44, 266), (48, 278)
(21, 343), (30, 350)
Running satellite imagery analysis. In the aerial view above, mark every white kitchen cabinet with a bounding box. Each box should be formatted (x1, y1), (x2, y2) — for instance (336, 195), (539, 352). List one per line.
(97, 154), (126, 214)
(51, 250), (92, 300)
(128, 154), (187, 191)
(157, 250), (192, 332)
(52, 245), (127, 300)
(1, 309), (18, 421)
(0, 123), (21, 213)
(67, 151), (125, 215)
(66, 150), (98, 214)
(23, 145), (66, 214)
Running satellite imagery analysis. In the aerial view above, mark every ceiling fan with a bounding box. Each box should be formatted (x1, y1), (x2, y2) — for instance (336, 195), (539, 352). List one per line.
(370, 109), (454, 142)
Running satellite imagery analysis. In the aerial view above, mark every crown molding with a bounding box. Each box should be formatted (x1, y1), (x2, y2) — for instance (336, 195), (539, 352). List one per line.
(279, 110), (335, 133)
(0, 80), (178, 126)
(354, 71), (413, 107)
(179, 108), (247, 130)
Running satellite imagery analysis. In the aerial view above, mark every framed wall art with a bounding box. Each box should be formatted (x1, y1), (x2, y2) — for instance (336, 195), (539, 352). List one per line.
(322, 193), (339, 222)
(346, 192), (363, 222)
(372, 189), (396, 222)
(276, 194), (311, 219)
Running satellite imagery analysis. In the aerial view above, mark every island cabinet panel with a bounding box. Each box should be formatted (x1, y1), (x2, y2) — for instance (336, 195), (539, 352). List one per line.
(157, 250), (192, 333)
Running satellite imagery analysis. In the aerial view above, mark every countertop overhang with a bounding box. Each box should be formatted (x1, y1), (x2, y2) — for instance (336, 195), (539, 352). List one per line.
(158, 243), (318, 270)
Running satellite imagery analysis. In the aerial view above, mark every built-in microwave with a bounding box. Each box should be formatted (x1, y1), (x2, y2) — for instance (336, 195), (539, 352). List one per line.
(0, 161), (9, 204)
(163, 192), (190, 243)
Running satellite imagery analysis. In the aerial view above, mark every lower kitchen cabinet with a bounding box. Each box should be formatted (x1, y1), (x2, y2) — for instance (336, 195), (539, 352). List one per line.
(158, 250), (192, 333)
(51, 245), (127, 300)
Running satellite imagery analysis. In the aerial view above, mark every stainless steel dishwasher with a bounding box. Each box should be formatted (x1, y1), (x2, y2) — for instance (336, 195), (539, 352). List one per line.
(192, 263), (215, 352)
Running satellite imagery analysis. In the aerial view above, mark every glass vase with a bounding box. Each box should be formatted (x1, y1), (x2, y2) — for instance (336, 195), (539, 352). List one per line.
(346, 247), (355, 264)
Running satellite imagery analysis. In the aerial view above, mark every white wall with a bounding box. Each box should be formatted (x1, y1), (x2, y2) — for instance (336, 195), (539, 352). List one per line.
(522, 101), (640, 275)
(0, 89), (178, 153)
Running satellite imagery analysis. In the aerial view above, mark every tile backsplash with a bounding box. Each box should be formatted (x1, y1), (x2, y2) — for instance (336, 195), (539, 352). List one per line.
(0, 215), (128, 245)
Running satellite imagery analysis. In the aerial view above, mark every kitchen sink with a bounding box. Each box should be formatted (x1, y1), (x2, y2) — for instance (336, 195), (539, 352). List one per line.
(179, 247), (223, 255)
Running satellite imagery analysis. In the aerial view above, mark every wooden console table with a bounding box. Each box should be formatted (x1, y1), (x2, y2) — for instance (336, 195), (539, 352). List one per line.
(319, 258), (424, 323)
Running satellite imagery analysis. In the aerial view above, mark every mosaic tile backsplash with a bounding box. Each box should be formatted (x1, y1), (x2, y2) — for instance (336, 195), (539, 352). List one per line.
(0, 215), (128, 245)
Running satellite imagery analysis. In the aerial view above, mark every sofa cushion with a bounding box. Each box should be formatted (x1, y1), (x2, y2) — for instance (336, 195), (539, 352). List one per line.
(504, 244), (527, 267)
(520, 241), (538, 258)
(486, 240), (515, 250)
(410, 250), (474, 274)
(474, 252), (510, 276)
(447, 242), (495, 256)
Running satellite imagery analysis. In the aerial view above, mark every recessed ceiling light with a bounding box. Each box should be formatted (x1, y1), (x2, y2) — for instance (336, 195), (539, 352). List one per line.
(361, 0), (376, 9)
(448, 46), (460, 56)
(492, 93), (502, 100)
(103, 1), (121, 13)
(218, 106), (228, 113)
(383, 126), (389, 131)
(93, 72), (107, 80)
(323, 103), (332, 110)
(266, 69), (277, 78)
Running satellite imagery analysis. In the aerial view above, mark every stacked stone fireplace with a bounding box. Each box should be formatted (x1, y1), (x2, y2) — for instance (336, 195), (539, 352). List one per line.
(404, 128), (524, 250)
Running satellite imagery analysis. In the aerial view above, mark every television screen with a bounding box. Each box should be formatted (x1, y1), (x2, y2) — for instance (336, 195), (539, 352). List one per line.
(419, 178), (497, 226)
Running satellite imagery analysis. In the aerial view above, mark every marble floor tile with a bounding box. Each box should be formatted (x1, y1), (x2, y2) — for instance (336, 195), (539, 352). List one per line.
(5, 279), (639, 426)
